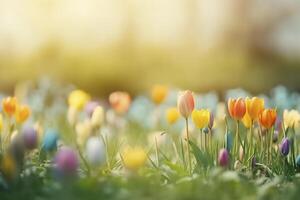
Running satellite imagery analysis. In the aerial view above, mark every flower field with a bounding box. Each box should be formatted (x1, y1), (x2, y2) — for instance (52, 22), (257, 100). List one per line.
(1, 80), (300, 200)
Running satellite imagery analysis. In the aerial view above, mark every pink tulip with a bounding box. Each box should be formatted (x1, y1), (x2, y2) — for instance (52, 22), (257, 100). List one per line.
(177, 90), (195, 118)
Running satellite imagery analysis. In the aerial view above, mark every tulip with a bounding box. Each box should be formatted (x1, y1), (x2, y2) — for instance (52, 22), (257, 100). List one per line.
(245, 97), (264, 120)
(227, 98), (246, 120)
(109, 91), (131, 114)
(15, 105), (30, 123)
(208, 112), (214, 129)
(21, 126), (38, 150)
(76, 120), (92, 146)
(42, 129), (59, 151)
(122, 147), (147, 171)
(2, 97), (17, 116)
(177, 90), (194, 118)
(259, 109), (277, 129)
(296, 155), (300, 167)
(91, 106), (104, 128)
(67, 107), (78, 126)
(242, 111), (252, 128)
(0, 154), (17, 180)
(85, 101), (100, 117)
(68, 90), (91, 110)
(191, 109), (210, 129)
(280, 137), (290, 156)
(85, 137), (105, 166)
(283, 109), (300, 129)
(151, 85), (169, 104)
(165, 107), (180, 125)
(54, 147), (78, 177)
(218, 148), (229, 167)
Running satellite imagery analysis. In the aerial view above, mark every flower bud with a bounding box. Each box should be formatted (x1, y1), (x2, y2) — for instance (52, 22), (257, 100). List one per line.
(218, 148), (229, 167)
(54, 147), (78, 177)
(86, 137), (105, 166)
(208, 112), (214, 129)
(109, 91), (131, 114)
(239, 145), (244, 161)
(85, 101), (100, 117)
(122, 147), (147, 171)
(2, 97), (17, 116)
(227, 98), (246, 120)
(259, 109), (277, 129)
(15, 105), (30, 123)
(234, 160), (242, 170)
(68, 90), (90, 110)
(280, 137), (290, 156)
(192, 109), (210, 129)
(151, 85), (168, 104)
(42, 129), (59, 151)
(165, 107), (180, 125)
(91, 106), (104, 128)
(21, 126), (38, 150)
(76, 120), (92, 146)
(273, 130), (279, 143)
(177, 90), (194, 118)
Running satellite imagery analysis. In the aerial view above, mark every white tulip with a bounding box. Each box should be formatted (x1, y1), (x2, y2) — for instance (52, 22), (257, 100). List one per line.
(86, 137), (106, 166)
(91, 106), (104, 128)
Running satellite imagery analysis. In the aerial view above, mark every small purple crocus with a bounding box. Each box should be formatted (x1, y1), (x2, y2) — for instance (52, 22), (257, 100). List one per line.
(218, 148), (229, 167)
(22, 126), (38, 150)
(85, 101), (100, 117)
(54, 147), (78, 177)
(280, 138), (290, 156)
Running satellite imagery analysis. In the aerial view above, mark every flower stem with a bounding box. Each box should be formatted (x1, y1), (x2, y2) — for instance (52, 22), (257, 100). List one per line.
(185, 118), (192, 175)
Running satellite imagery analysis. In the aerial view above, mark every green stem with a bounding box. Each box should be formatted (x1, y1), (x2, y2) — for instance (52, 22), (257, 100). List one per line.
(185, 118), (192, 175)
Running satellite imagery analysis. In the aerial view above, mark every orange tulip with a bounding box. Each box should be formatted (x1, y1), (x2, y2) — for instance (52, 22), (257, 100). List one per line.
(259, 109), (277, 129)
(109, 91), (131, 114)
(2, 97), (18, 116)
(227, 98), (246, 120)
(151, 85), (168, 104)
(177, 90), (195, 118)
(245, 97), (264, 120)
(15, 105), (30, 123)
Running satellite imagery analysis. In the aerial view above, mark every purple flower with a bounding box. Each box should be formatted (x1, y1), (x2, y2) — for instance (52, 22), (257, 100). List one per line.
(22, 126), (38, 150)
(54, 147), (78, 177)
(218, 148), (229, 167)
(280, 138), (290, 156)
(85, 101), (100, 117)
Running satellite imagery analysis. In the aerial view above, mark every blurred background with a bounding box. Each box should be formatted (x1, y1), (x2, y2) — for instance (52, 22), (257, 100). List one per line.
(0, 0), (300, 96)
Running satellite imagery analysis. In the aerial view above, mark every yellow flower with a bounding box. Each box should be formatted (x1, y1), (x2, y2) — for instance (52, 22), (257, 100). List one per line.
(191, 109), (210, 129)
(166, 107), (180, 124)
(68, 90), (91, 110)
(245, 97), (264, 121)
(151, 85), (169, 104)
(15, 105), (30, 123)
(122, 147), (147, 171)
(283, 109), (300, 129)
(2, 97), (18, 116)
(1, 154), (17, 180)
(242, 112), (252, 129)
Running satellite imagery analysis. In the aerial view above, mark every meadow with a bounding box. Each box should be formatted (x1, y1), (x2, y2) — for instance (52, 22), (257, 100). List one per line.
(1, 79), (300, 199)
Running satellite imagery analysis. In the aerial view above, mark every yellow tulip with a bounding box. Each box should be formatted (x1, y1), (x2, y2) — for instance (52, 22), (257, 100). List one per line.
(151, 85), (168, 104)
(1, 154), (17, 180)
(283, 109), (300, 129)
(15, 105), (30, 123)
(122, 147), (147, 171)
(242, 112), (252, 129)
(191, 109), (210, 129)
(166, 107), (180, 124)
(68, 90), (91, 110)
(245, 97), (264, 120)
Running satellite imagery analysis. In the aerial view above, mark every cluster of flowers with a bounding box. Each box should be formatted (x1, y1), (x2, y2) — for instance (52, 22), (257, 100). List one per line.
(1, 83), (300, 185)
